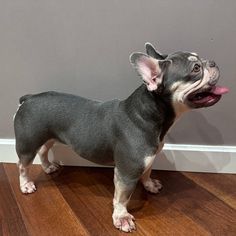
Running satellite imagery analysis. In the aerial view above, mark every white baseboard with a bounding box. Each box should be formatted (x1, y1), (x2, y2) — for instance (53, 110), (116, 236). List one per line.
(1, 139), (236, 173)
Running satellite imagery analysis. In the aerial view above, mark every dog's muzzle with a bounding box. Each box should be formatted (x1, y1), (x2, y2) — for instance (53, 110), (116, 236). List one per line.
(186, 63), (229, 108)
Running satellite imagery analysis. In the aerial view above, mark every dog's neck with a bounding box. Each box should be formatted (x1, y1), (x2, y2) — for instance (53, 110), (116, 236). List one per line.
(122, 85), (176, 141)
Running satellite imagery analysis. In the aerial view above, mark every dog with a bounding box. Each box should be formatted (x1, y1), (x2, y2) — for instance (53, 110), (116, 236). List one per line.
(14, 43), (228, 232)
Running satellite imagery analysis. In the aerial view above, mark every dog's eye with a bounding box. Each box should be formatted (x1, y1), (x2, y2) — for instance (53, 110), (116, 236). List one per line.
(192, 64), (201, 73)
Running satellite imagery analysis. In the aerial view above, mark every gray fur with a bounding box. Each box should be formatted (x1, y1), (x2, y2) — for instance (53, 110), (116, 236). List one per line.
(14, 48), (219, 180)
(145, 42), (168, 60)
(15, 85), (174, 181)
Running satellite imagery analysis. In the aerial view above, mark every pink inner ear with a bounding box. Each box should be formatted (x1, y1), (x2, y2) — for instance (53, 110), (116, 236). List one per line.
(139, 56), (158, 73)
(137, 56), (159, 85)
(137, 61), (152, 82)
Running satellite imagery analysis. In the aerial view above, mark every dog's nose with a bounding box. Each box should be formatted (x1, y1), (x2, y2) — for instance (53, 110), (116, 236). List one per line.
(208, 60), (216, 68)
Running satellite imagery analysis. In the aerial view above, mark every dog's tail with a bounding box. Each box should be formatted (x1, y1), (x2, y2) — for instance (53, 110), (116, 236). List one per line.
(19, 94), (33, 104)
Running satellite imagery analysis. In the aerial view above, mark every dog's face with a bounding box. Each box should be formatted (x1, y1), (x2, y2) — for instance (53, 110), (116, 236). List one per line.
(130, 43), (229, 113)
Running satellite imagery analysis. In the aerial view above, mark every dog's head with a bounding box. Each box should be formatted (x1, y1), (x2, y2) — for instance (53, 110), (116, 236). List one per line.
(130, 43), (229, 114)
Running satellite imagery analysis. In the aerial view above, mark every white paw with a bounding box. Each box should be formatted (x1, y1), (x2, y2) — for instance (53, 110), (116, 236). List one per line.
(113, 212), (136, 232)
(42, 162), (61, 174)
(20, 181), (36, 194)
(143, 178), (162, 194)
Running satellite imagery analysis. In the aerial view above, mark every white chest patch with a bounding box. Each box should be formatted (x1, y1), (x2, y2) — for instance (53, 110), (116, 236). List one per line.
(144, 155), (156, 170)
(143, 142), (164, 170)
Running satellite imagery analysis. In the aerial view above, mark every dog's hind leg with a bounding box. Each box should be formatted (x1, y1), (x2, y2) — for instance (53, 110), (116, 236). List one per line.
(18, 153), (37, 194)
(38, 139), (61, 174)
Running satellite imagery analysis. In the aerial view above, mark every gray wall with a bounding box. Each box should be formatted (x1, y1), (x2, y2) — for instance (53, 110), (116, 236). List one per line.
(1, 0), (236, 145)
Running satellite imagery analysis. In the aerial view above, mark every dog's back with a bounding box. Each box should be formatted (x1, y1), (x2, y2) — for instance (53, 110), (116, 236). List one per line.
(14, 91), (119, 165)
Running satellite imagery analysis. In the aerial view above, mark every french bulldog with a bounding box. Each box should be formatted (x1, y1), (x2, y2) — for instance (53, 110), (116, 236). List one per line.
(14, 43), (229, 232)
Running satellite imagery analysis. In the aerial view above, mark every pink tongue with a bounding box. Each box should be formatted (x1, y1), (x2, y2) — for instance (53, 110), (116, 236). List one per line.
(211, 86), (229, 95)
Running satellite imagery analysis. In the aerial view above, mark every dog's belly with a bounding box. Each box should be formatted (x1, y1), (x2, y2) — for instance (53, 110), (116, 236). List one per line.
(77, 151), (115, 166)
(71, 143), (115, 166)
(51, 139), (115, 166)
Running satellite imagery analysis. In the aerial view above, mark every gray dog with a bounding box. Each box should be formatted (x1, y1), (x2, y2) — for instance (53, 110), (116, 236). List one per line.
(14, 43), (228, 232)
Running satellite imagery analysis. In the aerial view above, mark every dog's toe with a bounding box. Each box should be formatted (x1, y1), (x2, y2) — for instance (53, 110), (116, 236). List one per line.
(143, 178), (162, 194)
(113, 213), (136, 232)
(152, 179), (163, 190)
(20, 181), (36, 194)
(42, 162), (61, 174)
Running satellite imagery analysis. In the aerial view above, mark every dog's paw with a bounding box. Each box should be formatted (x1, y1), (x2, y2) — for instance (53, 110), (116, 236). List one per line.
(113, 212), (136, 232)
(42, 162), (61, 174)
(143, 178), (162, 194)
(20, 181), (36, 194)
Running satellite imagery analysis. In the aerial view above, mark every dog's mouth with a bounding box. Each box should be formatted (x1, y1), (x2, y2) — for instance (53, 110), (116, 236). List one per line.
(187, 85), (229, 107)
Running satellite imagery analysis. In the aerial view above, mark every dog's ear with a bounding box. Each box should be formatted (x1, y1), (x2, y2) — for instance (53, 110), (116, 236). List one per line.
(130, 52), (170, 91)
(145, 42), (168, 60)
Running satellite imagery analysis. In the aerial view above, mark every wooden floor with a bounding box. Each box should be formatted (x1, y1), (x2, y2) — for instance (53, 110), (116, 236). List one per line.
(0, 163), (236, 236)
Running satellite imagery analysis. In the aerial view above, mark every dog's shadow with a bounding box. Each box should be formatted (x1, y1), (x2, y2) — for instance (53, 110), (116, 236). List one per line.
(167, 110), (225, 145)
(164, 111), (231, 173)
(36, 165), (201, 219)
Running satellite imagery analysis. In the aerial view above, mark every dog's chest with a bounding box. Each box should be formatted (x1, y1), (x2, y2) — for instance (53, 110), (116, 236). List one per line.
(143, 141), (164, 171)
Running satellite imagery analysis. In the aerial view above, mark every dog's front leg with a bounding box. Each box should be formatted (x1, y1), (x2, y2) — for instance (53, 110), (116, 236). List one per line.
(141, 143), (164, 194)
(112, 167), (137, 232)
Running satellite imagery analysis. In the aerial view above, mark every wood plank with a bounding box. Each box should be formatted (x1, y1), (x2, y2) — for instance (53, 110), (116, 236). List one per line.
(4, 164), (89, 236)
(54, 167), (210, 235)
(128, 177), (210, 235)
(1, 164), (236, 235)
(183, 172), (236, 209)
(0, 164), (28, 236)
(153, 171), (236, 235)
(53, 167), (147, 236)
